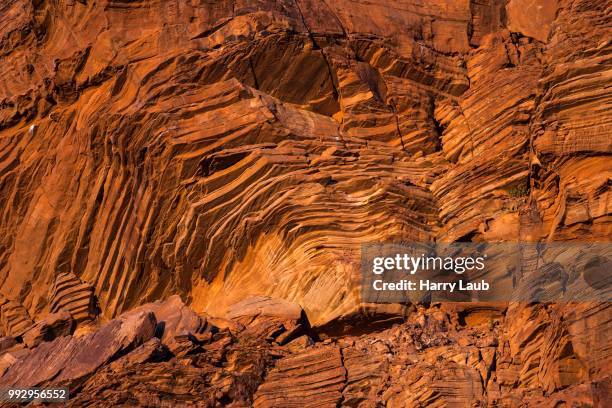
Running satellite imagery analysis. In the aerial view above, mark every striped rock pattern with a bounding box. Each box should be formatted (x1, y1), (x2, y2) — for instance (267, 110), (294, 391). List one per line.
(0, 0), (607, 327)
(49, 272), (98, 323)
(0, 0), (610, 405)
(253, 346), (346, 407)
(0, 296), (608, 406)
(0, 295), (32, 337)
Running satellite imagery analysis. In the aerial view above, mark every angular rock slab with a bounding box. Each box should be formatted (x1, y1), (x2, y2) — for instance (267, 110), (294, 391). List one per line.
(228, 296), (306, 343)
(22, 310), (75, 348)
(0, 311), (156, 388)
(253, 346), (346, 407)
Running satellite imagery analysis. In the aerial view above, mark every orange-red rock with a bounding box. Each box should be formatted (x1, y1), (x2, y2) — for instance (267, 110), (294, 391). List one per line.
(0, 0), (610, 405)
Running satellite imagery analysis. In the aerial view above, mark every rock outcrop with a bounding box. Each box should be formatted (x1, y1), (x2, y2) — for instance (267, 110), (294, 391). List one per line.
(48, 272), (99, 324)
(0, 298), (608, 407)
(0, 0), (610, 405)
(21, 310), (74, 348)
(0, 0), (609, 324)
(0, 309), (156, 389)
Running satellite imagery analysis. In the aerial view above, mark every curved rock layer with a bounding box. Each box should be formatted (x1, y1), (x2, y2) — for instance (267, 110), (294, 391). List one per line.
(1, 0), (608, 326)
(0, 0), (610, 403)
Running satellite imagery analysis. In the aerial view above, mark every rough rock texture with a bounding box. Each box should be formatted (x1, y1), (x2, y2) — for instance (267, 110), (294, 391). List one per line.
(0, 0), (610, 406)
(254, 346), (346, 407)
(0, 0), (610, 324)
(0, 298), (608, 407)
(0, 309), (156, 389)
(21, 309), (74, 348)
(48, 272), (99, 323)
(0, 295), (32, 337)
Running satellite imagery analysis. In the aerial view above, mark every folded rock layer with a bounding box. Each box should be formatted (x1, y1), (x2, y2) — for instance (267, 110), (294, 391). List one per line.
(0, 0), (610, 405)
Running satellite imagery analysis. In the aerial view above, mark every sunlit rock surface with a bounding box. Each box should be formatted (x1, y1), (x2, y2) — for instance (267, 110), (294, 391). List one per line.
(0, 0), (610, 405)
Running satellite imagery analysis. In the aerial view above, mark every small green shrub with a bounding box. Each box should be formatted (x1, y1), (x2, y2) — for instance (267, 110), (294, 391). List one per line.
(506, 181), (530, 197)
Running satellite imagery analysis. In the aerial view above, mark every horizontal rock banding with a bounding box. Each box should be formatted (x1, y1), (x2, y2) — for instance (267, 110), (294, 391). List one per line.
(253, 346), (346, 407)
(49, 272), (98, 323)
(0, 295), (32, 338)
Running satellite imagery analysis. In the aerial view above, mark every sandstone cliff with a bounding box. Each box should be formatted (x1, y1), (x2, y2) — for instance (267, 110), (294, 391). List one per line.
(0, 0), (610, 406)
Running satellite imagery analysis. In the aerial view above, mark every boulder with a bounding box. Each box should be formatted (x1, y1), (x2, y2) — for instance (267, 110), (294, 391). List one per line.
(22, 310), (75, 348)
(128, 295), (211, 354)
(227, 296), (303, 323)
(227, 296), (306, 343)
(0, 311), (156, 389)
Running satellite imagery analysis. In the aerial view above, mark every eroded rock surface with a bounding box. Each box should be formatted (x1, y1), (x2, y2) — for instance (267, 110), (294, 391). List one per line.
(22, 310), (74, 348)
(0, 298), (608, 407)
(0, 309), (156, 389)
(0, 0), (610, 406)
(0, 0), (609, 324)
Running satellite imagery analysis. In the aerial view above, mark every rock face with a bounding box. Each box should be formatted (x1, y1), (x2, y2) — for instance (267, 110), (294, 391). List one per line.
(0, 298), (608, 407)
(0, 0), (610, 324)
(0, 0), (610, 406)
(22, 310), (74, 348)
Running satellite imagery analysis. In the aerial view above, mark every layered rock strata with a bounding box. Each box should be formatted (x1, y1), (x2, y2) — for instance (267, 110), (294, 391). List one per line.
(0, 297), (608, 407)
(0, 0), (610, 325)
(0, 0), (610, 405)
